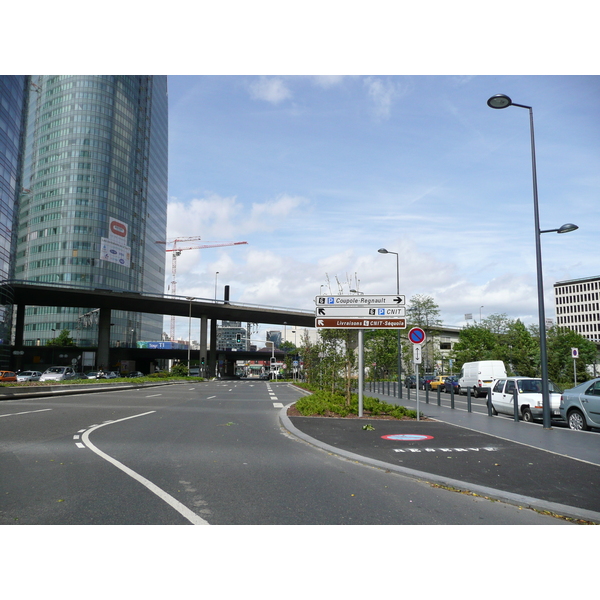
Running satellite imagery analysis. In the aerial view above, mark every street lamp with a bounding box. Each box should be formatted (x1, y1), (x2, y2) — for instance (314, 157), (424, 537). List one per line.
(487, 94), (578, 428)
(377, 248), (403, 398)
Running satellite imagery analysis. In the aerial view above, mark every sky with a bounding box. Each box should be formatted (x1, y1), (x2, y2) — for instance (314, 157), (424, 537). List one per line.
(9, 2), (599, 345)
(164, 74), (600, 341)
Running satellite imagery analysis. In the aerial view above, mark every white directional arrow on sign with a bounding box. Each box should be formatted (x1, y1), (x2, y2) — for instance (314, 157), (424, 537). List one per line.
(315, 295), (405, 307)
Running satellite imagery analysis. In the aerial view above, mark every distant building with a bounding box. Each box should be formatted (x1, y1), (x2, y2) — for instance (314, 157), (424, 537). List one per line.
(217, 321), (246, 351)
(266, 330), (282, 348)
(554, 276), (600, 343)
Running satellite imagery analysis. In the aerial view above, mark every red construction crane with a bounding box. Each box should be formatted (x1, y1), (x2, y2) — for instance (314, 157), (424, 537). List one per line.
(155, 237), (248, 340)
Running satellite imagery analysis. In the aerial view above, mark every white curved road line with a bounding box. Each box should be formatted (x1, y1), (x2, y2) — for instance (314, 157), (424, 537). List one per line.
(81, 411), (209, 525)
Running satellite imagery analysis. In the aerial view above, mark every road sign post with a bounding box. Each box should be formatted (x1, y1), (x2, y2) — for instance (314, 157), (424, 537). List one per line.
(408, 328), (426, 421)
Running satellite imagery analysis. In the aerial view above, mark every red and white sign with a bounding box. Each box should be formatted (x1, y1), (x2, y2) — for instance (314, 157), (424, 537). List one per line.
(108, 217), (128, 244)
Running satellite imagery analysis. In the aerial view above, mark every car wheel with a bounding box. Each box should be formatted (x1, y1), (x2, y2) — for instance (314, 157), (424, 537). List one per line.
(473, 387), (479, 398)
(568, 409), (589, 431)
(522, 408), (533, 422)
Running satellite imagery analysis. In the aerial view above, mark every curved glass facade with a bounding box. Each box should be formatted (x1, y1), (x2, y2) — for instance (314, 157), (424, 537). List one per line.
(16, 76), (167, 347)
(0, 75), (27, 366)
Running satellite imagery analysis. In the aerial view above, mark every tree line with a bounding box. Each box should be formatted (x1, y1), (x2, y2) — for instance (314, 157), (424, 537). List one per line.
(294, 294), (599, 396)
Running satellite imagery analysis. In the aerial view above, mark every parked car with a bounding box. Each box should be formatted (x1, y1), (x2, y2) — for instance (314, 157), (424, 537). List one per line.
(459, 360), (507, 397)
(404, 375), (423, 389)
(86, 371), (103, 379)
(443, 376), (460, 394)
(421, 373), (436, 390)
(0, 370), (17, 383)
(104, 371), (119, 379)
(489, 377), (563, 422)
(16, 370), (42, 382)
(127, 371), (145, 378)
(39, 366), (78, 382)
(560, 378), (600, 431)
(427, 375), (448, 391)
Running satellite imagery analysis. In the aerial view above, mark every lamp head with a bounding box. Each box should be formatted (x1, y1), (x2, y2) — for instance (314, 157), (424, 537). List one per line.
(378, 248), (389, 254)
(487, 94), (513, 109)
(558, 223), (578, 234)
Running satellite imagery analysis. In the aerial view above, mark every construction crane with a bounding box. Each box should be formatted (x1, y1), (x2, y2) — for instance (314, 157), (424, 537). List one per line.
(155, 237), (248, 340)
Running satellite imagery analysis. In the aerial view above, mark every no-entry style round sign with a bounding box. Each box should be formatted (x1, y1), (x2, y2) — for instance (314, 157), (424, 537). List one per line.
(381, 434), (434, 441)
(408, 327), (426, 344)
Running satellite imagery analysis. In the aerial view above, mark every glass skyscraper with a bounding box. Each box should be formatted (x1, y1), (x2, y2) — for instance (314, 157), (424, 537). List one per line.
(0, 75), (28, 366)
(15, 75), (168, 347)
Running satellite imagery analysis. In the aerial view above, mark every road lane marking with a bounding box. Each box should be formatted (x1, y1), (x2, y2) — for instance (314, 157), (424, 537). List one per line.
(0, 408), (52, 418)
(273, 402), (283, 408)
(81, 411), (209, 525)
(145, 394), (162, 398)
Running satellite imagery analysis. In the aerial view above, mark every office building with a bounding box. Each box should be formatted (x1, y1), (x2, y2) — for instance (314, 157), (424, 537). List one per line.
(217, 320), (246, 351)
(0, 76), (28, 366)
(554, 276), (600, 343)
(15, 75), (168, 347)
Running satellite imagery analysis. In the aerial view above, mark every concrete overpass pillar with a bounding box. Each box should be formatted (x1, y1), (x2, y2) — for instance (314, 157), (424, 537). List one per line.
(97, 307), (112, 369)
(209, 317), (218, 378)
(200, 315), (208, 376)
(14, 303), (25, 347)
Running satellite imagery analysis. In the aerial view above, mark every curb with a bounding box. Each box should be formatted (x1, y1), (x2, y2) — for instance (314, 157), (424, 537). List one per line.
(278, 401), (600, 524)
(0, 379), (190, 401)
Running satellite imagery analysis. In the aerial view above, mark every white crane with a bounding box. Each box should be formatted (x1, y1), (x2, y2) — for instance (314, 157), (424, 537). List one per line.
(155, 237), (248, 340)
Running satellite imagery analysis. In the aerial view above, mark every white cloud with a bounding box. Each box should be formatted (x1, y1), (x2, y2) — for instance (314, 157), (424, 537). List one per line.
(363, 76), (401, 120)
(248, 77), (292, 104)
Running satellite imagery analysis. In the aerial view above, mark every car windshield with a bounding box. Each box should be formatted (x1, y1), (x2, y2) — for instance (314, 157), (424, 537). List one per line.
(47, 367), (65, 373)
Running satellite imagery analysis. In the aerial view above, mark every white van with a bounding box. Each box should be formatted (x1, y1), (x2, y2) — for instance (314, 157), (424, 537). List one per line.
(458, 360), (507, 398)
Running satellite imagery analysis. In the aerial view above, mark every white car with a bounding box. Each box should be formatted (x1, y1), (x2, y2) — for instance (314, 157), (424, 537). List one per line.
(16, 370), (42, 382)
(489, 377), (563, 422)
(39, 366), (78, 382)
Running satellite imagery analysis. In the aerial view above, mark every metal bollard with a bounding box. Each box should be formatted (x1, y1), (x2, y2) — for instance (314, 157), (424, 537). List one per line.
(450, 386), (454, 409)
(486, 388), (493, 416)
(513, 388), (519, 422)
(468, 387), (473, 413)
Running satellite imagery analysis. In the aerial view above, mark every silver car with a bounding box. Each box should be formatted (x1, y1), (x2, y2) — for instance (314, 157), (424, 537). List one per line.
(16, 370), (42, 382)
(560, 378), (600, 431)
(39, 366), (77, 382)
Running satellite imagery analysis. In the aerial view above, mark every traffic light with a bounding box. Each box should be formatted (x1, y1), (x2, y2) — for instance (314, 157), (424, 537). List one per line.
(201, 357), (205, 365)
(236, 333), (241, 343)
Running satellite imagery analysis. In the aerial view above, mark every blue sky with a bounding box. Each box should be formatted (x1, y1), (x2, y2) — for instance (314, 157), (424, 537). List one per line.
(165, 74), (599, 340)
(11, 3), (599, 343)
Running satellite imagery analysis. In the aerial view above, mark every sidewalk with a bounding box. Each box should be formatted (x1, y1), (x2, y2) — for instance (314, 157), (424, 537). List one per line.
(281, 386), (600, 523)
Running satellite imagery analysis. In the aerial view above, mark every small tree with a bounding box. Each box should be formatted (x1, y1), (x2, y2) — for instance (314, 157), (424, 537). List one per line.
(171, 362), (189, 377)
(46, 329), (74, 346)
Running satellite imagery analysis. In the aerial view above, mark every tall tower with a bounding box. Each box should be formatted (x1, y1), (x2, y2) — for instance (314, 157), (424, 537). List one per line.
(16, 75), (168, 347)
(0, 76), (28, 366)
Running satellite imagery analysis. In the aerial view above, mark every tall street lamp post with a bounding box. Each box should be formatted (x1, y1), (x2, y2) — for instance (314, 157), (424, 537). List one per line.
(378, 248), (403, 398)
(487, 94), (578, 428)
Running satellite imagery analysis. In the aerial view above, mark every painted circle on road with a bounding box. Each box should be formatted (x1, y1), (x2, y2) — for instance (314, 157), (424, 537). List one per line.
(381, 434), (434, 441)
(408, 327), (426, 344)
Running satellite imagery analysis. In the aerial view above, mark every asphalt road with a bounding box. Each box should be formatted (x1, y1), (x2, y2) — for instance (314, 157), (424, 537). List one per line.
(0, 381), (573, 525)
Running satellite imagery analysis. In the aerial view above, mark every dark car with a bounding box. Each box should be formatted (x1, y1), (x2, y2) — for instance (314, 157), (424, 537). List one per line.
(443, 376), (461, 394)
(404, 375), (425, 389)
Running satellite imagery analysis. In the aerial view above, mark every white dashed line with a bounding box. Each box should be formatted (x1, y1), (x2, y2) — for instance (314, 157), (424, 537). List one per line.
(0, 408), (52, 418)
